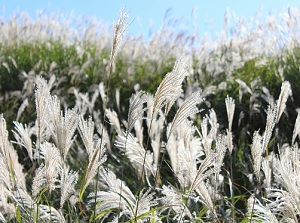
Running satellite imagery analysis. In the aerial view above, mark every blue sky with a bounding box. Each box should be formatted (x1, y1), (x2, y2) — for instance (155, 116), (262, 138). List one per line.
(1, 1), (300, 38)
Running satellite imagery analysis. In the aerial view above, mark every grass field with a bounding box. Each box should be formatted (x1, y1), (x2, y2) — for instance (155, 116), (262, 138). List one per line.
(1, 7), (300, 222)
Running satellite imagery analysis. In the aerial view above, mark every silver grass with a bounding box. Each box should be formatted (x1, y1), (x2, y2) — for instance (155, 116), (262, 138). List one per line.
(16, 98), (28, 121)
(251, 131), (263, 179)
(50, 108), (78, 160)
(115, 132), (154, 179)
(207, 109), (219, 141)
(226, 130), (234, 154)
(0, 212), (5, 222)
(116, 88), (120, 111)
(146, 94), (165, 167)
(97, 123), (111, 152)
(0, 114), (11, 159)
(38, 142), (62, 193)
(0, 116), (26, 190)
(82, 139), (106, 197)
(91, 169), (136, 221)
(127, 90), (148, 133)
(0, 187), (16, 221)
(261, 157), (272, 194)
(134, 118), (144, 145)
(151, 57), (188, 119)
(12, 122), (33, 161)
(73, 89), (89, 116)
(98, 82), (107, 104)
(272, 145), (300, 208)
(105, 108), (122, 135)
(38, 205), (65, 223)
(262, 103), (277, 152)
(197, 117), (213, 156)
(225, 96), (235, 132)
(167, 91), (203, 139)
(276, 81), (292, 123)
(3, 146), (26, 190)
(32, 163), (47, 198)
(190, 153), (216, 192)
(32, 142), (62, 197)
(166, 121), (204, 188)
(0, 156), (14, 192)
(160, 185), (193, 220)
(292, 110), (300, 144)
(176, 135), (198, 188)
(78, 116), (95, 158)
(12, 188), (34, 212)
(266, 189), (299, 222)
(133, 189), (159, 222)
(247, 197), (278, 223)
(235, 78), (253, 102)
(35, 77), (51, 158)
(109, 8), (130, 78)
(59, 165), (78, 208)
(195, 182), (216, 217)
(215, 135), (227, 175)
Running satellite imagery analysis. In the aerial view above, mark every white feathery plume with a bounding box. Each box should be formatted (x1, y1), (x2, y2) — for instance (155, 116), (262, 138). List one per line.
(251, 131), (263, 180)
(81, 143), (106, 200)
(225, 96), (235, 132)
(78, 116), (95, 158)
(266, 189), (298, 222)
(226, 130), (234, 154)
(215, 135), (227, 174)
(105, 109), (122, 135)
(197, 117), (213, 156)
(0, 115), (26, 190)
(109, 8), (130, 78)
(262, 103), (277, 152)
(176, 136), (197, 188)
(207, 109), (219, 141)
(32, 163), (46, 198)
(16, 98), (28, 121)
(98, 82), (106, 104)
(59, 165), (78, 208)
(36, 142), (62, 194)
(95, 169), (158, 222)
(0, 212), (5, 222)
(151, 57), (188, 119)
(247, 196), (278, 223)
(115, 132), (154, 179)
(167, 91), (203, 139)
(0, 114), (11, 159)
(38, 204), (66, 223)
(160, 185), (193, 220)
(97, 123), (111, 152)
(133, 189), (158, 222)
(276, 81), (292, 123)
(190, 153), (216, 192)
(90, 169), (136, 220)
(50, 108), (78, 160)
(127, 90), (148, 133)
(195, 182), (216, 217)
(261, 157), (272, 195)
(235, 78), (253, 102)
(0, 182), (16, 218)
(292, 110), (300, 144)
(78, 116), (107, 198)
(0, 155), (14, 191)
(12, 122), (33, 161)
(35, 77), (51, 158)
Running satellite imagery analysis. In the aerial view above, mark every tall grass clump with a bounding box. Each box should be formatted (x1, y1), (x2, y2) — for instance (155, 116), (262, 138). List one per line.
(2, 6), (300, 222)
